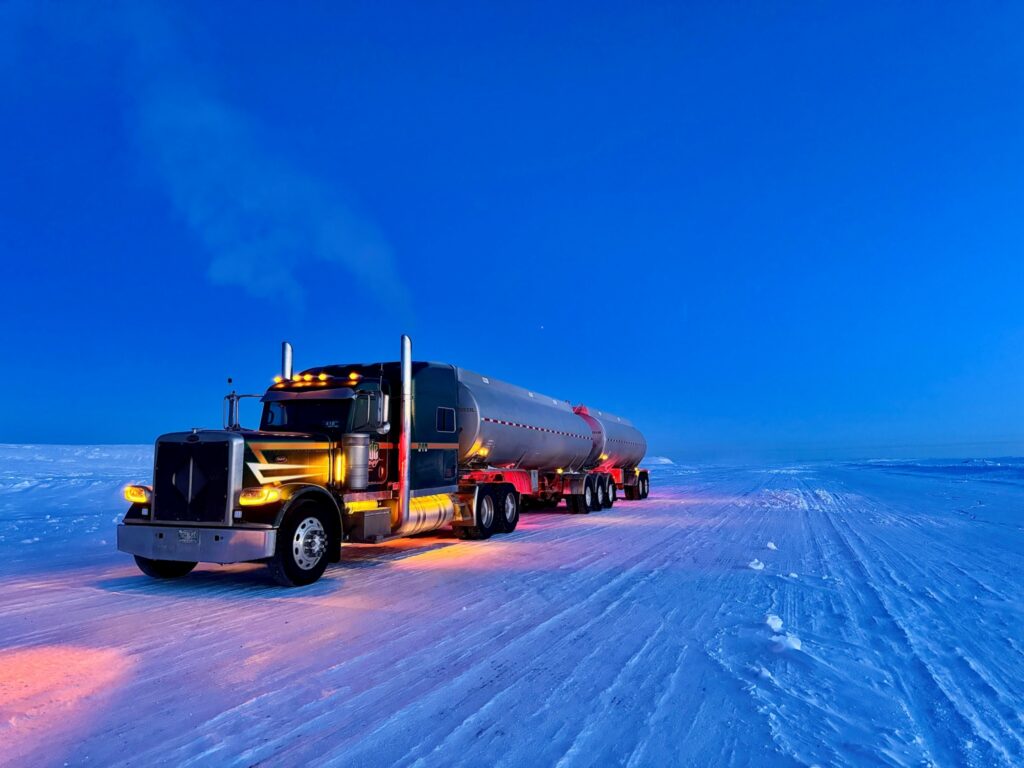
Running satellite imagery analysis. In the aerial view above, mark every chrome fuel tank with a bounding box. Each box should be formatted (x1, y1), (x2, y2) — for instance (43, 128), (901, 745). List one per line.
(573, 405), (647, 470)
(455, 368), (593, 471)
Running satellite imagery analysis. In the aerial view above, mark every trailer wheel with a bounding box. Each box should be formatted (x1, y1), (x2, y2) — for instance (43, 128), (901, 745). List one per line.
(134, 556), (196, 579)
(457, 487), (500, 539)
(267, 500), (332, 587)
(640, 474), (650, 499)
(574, 476), (595, 513)
(602, 475), (616, 509)
(624, 477), (639, 500)
(594, 477), (606, 510)
(566, 489), (590, 513)
(497, 487), (520, 533)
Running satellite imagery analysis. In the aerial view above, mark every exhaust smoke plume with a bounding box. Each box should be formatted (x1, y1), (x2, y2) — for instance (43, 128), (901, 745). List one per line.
(4, 0), (408, 313)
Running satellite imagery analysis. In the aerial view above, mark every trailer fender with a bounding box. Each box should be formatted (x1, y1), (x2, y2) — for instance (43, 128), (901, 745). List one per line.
(560, 473), (588, 496)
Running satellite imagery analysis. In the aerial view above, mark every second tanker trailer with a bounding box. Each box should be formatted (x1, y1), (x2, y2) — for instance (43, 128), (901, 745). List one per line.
(117, 335), (651, 586)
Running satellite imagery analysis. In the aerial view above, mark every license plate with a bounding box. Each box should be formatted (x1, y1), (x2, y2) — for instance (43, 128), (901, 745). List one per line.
(177, 528), (199, 544)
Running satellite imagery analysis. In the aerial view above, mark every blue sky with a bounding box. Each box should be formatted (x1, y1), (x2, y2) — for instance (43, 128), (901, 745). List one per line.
(2, 1), (1023, 460)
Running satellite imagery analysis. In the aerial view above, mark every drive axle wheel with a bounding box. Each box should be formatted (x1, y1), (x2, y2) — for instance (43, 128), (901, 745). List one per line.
(457, 487), (500, 539)
(497, 487), (520, 533)
(268, 501), (332, 587)
(134, 556), (196, 579)
(594, 478), (606, 510)
(640, 475), (650, 499)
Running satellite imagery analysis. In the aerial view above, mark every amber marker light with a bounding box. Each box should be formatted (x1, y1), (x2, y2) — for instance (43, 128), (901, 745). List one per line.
(239, 487), (282, 506)
(123, 485), (152, 504)
(318, 373), (328, 381)
(348, 372), (360, 381)
(273, 375), (283, 384)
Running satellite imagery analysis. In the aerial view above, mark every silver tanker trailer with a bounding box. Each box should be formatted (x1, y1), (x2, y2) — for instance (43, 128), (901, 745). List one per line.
(117, 335), (651, 586)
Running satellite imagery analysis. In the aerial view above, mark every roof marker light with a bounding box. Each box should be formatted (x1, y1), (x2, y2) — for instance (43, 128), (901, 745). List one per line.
(318, 373), (328, 381)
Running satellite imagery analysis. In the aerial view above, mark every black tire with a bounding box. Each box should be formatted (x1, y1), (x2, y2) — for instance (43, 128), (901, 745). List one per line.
(134, 556), (196, 579)
(458, 487), (500, 539)
(588, 475), (604, 512)
(593, 476), (606, 510)
(267, 501), (333, 587)
(624, 480), (639, 500)
(496, 487), (520, 533)
(603, 475), (616, 509)
(640, 474), (650, 499)
(574, 476), (593, 513)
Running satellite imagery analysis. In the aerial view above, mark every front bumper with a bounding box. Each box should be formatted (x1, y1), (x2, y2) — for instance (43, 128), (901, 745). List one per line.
(117, 523), (277, 564)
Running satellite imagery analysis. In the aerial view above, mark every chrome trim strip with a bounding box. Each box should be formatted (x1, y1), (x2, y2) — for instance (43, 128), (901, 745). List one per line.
(409, 485), (458, 498)
(343, 490), (394, 503)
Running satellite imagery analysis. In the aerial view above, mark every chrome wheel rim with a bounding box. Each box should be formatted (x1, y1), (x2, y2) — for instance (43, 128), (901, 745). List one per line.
(293, 516), (327, 570)
(596, 484), (604, 506)
(584, 486), (592, 507)
(504, 494), (517, 523)
(479, 496), (495, 528)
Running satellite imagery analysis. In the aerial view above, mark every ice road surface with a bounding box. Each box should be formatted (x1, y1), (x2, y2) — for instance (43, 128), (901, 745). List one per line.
(1, 445), (1022, 767)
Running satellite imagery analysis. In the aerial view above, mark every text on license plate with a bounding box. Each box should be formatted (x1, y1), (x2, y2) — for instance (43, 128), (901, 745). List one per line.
(177, 529), (199, 544)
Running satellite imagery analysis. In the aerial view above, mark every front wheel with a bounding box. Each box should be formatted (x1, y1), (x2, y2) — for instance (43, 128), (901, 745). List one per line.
(268, 502), (333, 587)
(134, 556), (196, 579)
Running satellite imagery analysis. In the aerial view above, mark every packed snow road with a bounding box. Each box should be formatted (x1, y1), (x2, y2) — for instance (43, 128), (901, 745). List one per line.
(1, 446), (1022, 767)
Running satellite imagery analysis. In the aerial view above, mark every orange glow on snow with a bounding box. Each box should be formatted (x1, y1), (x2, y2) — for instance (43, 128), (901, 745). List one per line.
(0, 645), (132, 762)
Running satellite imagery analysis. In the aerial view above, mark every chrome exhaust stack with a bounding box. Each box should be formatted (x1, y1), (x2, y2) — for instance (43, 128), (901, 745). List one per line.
(397, 334), (412, 531)
(282, 341), (293, 380)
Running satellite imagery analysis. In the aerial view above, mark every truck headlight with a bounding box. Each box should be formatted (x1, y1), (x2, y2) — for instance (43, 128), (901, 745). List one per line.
(124, 485), (152, 504)
(239, 487), (282, 506)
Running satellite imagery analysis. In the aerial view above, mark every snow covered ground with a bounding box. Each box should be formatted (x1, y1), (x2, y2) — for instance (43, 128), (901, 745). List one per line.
(1, 445), (1022, 767)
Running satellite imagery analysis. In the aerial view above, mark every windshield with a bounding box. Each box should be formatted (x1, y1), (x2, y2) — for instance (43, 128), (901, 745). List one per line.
(261, 400), (353, 434)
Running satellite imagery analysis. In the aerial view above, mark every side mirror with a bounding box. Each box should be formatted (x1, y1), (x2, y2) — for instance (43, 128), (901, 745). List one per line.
(375, 394), (390, 434)
(353, 391), (391, 434)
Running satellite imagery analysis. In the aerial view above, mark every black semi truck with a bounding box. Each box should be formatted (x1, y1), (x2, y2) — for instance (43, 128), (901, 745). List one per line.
(118, 335), (650, 586)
